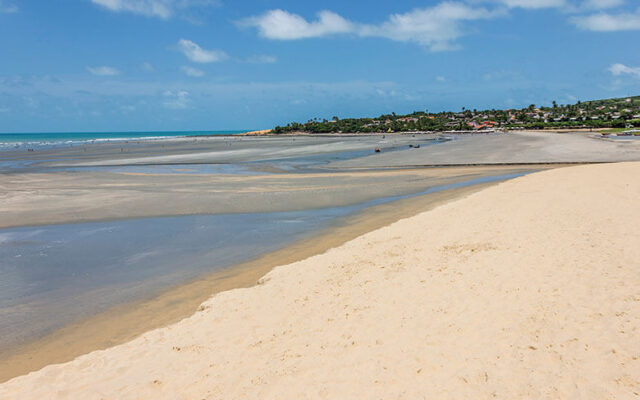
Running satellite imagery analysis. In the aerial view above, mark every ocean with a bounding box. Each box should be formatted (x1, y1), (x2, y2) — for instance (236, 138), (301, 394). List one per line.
(0, 130), (250, 149)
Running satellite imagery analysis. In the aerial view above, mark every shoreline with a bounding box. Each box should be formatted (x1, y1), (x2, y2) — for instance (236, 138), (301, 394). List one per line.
(2, 129), (640, 390)
(0, 172), (523, 383)
(2, 161), (639, 398)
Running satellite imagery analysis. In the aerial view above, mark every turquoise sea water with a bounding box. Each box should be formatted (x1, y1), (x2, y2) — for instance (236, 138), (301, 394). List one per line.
(0, 130), (249, 148)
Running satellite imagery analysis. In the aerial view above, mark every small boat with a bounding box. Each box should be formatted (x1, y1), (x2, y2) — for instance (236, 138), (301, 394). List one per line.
(375, 148), (381, 153)
(414, 144), (420, 149)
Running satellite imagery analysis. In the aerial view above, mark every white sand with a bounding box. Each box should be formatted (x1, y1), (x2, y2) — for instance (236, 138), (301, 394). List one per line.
(2, 162), (639, 399)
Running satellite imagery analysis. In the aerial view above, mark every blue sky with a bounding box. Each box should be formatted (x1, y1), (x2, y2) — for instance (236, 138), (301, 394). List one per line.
(0, 0), (639, 132)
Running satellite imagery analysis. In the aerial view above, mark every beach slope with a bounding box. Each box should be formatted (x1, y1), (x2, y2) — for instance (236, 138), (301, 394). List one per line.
(2, 162), (639, 399)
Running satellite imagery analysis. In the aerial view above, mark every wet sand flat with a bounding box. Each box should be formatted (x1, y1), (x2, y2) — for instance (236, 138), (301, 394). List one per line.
(328, 130), (640, 168)
(1, 165), (533, 229)
(0, 133), (438, 171)
(4, 130), (639, 229)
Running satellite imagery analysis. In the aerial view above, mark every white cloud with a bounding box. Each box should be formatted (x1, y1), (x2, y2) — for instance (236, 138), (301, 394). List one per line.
(246, 54), (278, 64)
(581, 0), (625, 10)
(609, 63), (640, 78)
(240, 9), (354, 40)
(241, 3), (502, 51)
(358, 3), (502, 51)
(481, 0), (621, 11)
(163, 90), (190, 109)
(87, 66), (120, 76)
(90, 0), (218, 19)
(570, 9), (640, 31)
(436, 76), (447, 82)
(177, 39), (227, 63)
(141, 62), (154, 71)
(495, 0), (566, 9)
(0, 0), (18, 13)
(181, 65), (205, 77)
(91, 0), (171, 19)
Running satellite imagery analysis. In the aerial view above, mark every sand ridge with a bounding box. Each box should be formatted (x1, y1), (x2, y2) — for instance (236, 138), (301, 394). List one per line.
(1, 162), (640, 399)
(0, 165), (535, 229)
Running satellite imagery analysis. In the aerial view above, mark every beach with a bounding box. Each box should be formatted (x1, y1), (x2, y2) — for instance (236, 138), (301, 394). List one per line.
(3, 131), (640, 229)
(1, 131), (640, 396)
(6, 2), (640, 396)
(1, 132), (542, 379)
(1, 161), (639, 399)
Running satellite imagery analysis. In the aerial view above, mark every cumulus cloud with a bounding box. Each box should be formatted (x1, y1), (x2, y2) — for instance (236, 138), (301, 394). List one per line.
(609, 63), (640, 78)
(0, 0), (18, 13)
(177, 39), (227, 63)
(359, 3), (502, 51)
(163, 90), (189, 109)
(87, 66), (120, 76)
(90, 0), (218, 19)
(239, 9), (354, 40)
(570, 9), (640, 31)
(241, 3), (502, 51)
(181, 65), (205, 77)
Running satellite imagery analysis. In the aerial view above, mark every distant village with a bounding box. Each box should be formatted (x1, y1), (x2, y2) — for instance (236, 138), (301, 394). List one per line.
(272, 96), (640, 134)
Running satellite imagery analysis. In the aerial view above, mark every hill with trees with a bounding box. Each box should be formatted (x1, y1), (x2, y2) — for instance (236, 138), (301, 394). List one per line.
(272, 96), (640, 134)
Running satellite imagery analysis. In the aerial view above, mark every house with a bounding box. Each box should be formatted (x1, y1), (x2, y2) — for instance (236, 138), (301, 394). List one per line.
(467, 121), (496, 130)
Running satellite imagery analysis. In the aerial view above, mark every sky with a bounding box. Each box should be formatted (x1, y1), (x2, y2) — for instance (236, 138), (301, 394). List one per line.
(0, 0), (639, 132)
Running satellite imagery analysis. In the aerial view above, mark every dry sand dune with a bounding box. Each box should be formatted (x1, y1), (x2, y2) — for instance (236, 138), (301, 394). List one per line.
(1, 162), (639, 399)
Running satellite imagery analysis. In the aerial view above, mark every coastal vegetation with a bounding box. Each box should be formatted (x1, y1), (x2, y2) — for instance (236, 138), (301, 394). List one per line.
(272, 96), (640, 134)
